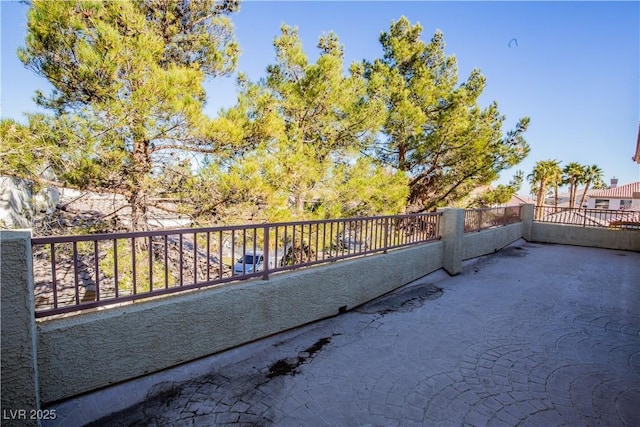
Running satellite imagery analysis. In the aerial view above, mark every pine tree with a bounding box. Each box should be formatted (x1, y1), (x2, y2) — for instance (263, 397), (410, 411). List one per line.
(13, 0), (240, 230)
(470, 171), (524, 208)
(199, 25), (406, 221)
(366, 17), (530, 212)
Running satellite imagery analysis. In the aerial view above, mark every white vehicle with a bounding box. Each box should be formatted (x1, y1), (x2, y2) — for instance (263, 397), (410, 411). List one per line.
(233, 251), (265, 275)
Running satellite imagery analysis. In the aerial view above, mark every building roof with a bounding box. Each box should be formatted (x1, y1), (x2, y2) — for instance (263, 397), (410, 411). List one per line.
(506, 193), (535, 206)
(541, 208), (640, 228)
(466, 186), (534, 207)
(633, 122), (640, 164)
(543, 188), (597, 207)
(542, 210), (607, 227)
(58, 188), (192, 230)
(588, 182), (640, 199)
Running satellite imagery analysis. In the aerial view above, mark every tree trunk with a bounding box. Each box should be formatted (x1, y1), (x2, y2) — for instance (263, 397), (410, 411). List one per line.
(578, 180), (591, 209)
(568, 184), (573, 208)
(292, 185), (305, 217)
(535, 182), (547, 220)
(295, 195), (304, 216)
(398, 143), (407, 171)
(130, 135), (152, 231)
(129, 189), (148, 231)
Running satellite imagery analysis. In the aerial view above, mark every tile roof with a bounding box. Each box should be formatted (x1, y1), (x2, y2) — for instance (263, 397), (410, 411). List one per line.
(588, 182), (640, 199)
(58, 188), (192, 229)
(543, 187), (600, 207)
(542, 208), (640, 227)
(543, 210), (607, 227)
(506, 194), (535, 205)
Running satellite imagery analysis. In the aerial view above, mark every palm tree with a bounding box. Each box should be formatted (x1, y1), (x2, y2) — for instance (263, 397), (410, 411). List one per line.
(578, 164), (604, 208)
(549, 163), (563, 210)
(562, 162), (585, 208)
(591, 179), (608, 190)
(528, 160), (561, 219)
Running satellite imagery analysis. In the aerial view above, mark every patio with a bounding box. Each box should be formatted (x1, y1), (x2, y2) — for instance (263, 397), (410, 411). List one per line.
(46, 240), (640, 426)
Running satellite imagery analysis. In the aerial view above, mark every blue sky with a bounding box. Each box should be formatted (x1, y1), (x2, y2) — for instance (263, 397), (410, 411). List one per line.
(1, 1), (639, 197)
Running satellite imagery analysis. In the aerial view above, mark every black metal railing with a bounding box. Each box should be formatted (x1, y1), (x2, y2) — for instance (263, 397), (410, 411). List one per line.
(534, 206), (640, 229)
(31, 213), (441, 317)
(464, 206), (522, 233)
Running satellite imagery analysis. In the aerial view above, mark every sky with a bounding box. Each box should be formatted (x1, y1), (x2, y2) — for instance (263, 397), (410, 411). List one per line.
(1, 1), (639, 198)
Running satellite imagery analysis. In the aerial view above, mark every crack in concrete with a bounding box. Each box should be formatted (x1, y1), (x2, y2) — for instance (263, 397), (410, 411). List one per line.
(267, 335), (337, 378)
(357, 283), (443, 316)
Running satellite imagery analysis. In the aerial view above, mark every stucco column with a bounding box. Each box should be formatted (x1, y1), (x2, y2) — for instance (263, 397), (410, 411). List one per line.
(1, 231), (41, 427)
(521, 204), (534, 241)
(437, 208), (464, 275)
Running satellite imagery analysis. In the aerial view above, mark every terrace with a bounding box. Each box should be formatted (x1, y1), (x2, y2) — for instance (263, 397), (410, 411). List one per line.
(1, 204), (639, 426)
(53, 241), (640, 426)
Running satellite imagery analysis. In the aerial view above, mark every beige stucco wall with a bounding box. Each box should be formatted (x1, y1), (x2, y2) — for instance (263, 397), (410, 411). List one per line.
(462, 222), (525, 260)
(530, 223), (640, 251)
(1, 231), (41, 426)
(37, 241), (444, 403)
(438, 208), (465, 275)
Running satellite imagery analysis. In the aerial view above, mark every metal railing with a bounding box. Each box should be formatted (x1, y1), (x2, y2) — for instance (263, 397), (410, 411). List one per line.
(31, 213), (441, 318)
(534, 206), (640, 229)
(464, 206), (522, 233)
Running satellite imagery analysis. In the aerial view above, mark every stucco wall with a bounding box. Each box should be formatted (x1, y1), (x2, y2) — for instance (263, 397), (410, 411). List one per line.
(462, 222), (525, 260)
(37, 241), (444, 403)
(0, 176), (59, 229)
(530, 222), (640, 251)
(1, 177), (34, 228)
(1, 231), (41, 426)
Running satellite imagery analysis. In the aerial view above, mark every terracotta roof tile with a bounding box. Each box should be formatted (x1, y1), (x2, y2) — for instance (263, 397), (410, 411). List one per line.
(58, 188), (191, 229)
(588, 182), (640, 199)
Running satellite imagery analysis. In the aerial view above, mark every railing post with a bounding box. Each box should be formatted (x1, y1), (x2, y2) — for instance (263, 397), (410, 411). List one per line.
(437, 208), (464, 275)
(521, 204), (534, 241)
(262, 225), (269, 280)
(383, 217), (389, 254)
(1, 231), (41, 427)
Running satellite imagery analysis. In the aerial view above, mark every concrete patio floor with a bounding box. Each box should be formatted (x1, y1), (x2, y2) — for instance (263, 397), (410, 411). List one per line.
(45, 240), (640, 426)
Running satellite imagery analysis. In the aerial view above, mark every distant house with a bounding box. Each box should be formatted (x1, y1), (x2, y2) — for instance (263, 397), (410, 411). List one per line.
(544, 190), (583, 208)
(464, 185), (534, 208)
(633, 123), (640, 164)
(542, 185), (603, 208)
(503, 193), (535, 206)
(585, 181), (640, 210)
(57, 187), (192, 230)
